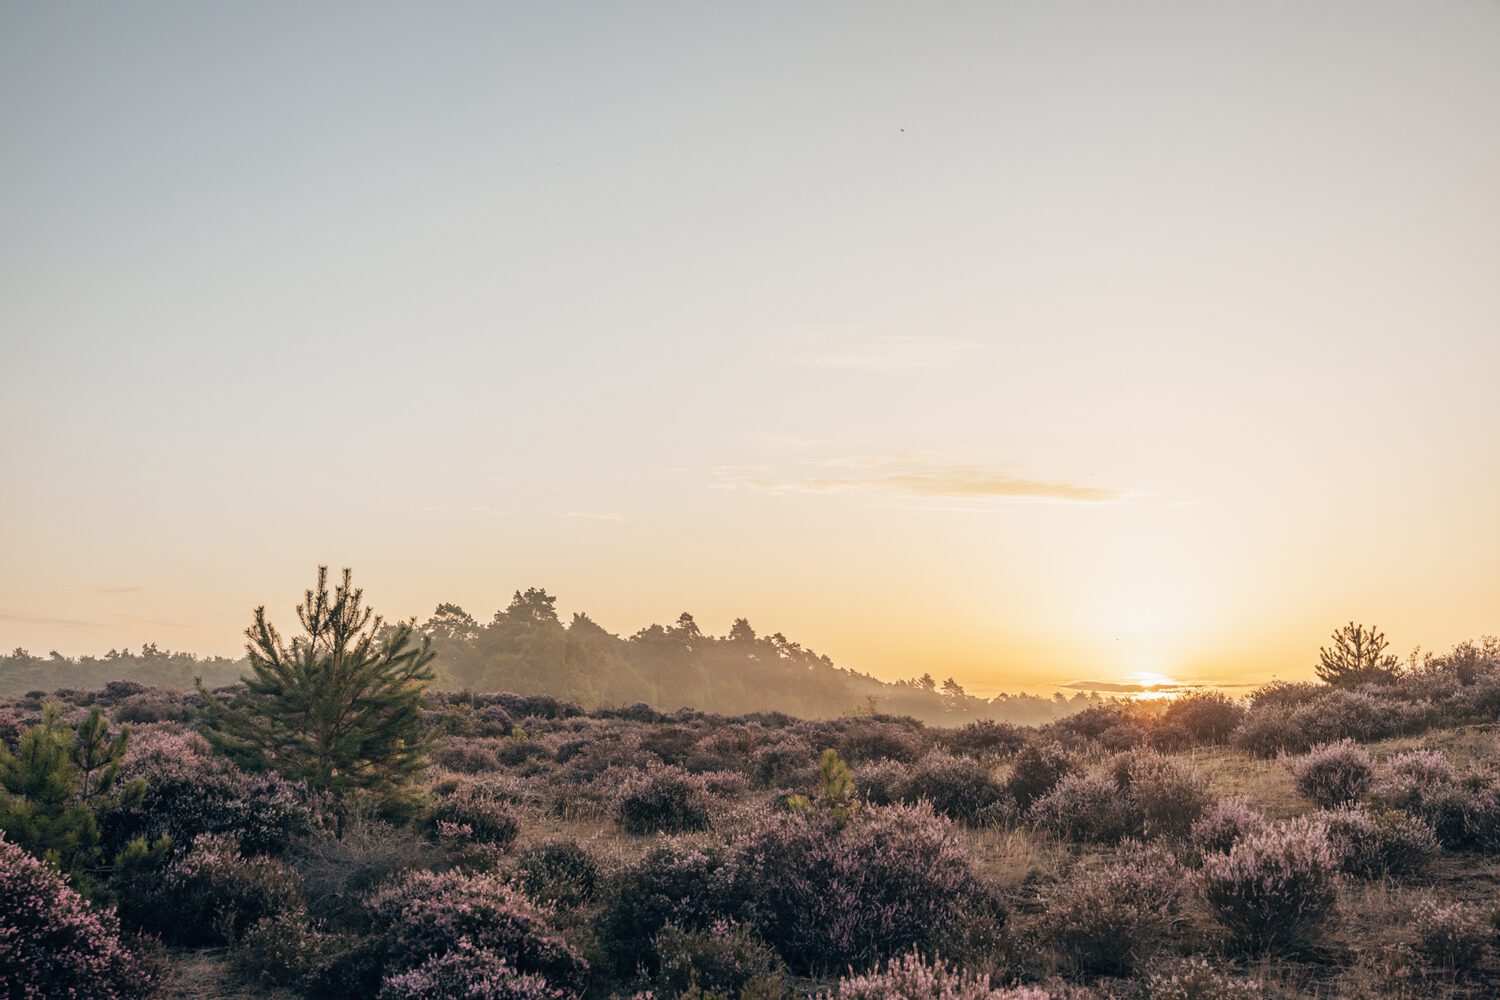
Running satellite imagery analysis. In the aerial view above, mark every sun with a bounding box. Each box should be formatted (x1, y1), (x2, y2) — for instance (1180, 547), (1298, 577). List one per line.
(1124, 671), (1180, 701)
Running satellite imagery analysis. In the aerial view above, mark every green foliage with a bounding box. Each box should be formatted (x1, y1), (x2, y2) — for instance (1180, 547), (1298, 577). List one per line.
(1316, 622), (1401, 687)
(198, 567), (436, 800)
(0, 704), (143, 891)
(787, 748), (859, 827)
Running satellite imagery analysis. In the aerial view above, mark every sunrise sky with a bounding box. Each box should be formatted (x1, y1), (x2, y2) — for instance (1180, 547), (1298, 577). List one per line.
(2, 3), (1498, 694)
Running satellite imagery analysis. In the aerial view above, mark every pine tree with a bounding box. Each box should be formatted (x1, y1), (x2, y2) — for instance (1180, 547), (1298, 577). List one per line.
(198, 567), (436, 800)
(0, 704), (144, 890)
(1316, 621), (1401, 687)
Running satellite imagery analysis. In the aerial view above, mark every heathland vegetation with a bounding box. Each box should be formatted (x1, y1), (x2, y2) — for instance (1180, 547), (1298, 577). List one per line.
(2, 571), (1498, 997)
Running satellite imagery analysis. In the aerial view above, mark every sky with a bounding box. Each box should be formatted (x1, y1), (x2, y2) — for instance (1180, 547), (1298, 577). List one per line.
(2, 2), (1498, 694)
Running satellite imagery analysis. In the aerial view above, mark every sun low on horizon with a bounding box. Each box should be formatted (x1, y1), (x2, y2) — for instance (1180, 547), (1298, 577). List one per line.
(2, 2), (1498, 701)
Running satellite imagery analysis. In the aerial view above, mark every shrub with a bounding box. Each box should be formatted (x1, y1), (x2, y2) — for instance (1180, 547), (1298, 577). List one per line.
(366, 869), (586, 990)
(1037, 843), (1188, 977)
(1004, 743), (1074, 809)
(432, 740), (503, 773)
(1191, 799), (1266, 859)
(1411, 897), (1490, 974)
(1160, 692), (1245, 746)
(430, 778), (521, 848)
(514, 840), (599, 910)
(1289, 689), (1393, 744)
(1141, 958), (1266, 1000)
(615, 766), (713, 834)
(1375, 749), (1500, 849)
(232, 909), (338, 989)
(819, 950), (1051, 1000)
(1199, 817), (1340, 951)
(654, 920), (789, 998)
(142, 832), (303, 944)
(1290, 740), (1374, 807)
(1030, 774), (1133, 844)
(596, 840), (751, 976)
(111, 729), (331, 856)
(833, 719), (926, 764)
(292, 814), (442, 922)
(856, 758), (908, 806)
(0, 834), (156, 998)
(1317, 806), (1438, 877)
(736, 802), (1001, 972)
(378, 939), (558, 1000)
(898, 753), (1007, 826)
(1231, 707), (1303, 758)
(1114, 750), (1211, 839)
(944, 720), (1029, 758)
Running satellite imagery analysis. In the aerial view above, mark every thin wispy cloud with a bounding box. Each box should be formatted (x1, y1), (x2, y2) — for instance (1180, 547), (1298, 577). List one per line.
(554, 511), (627, 522)
(0, 610), (105, 631)
(786, 331), (979, 371)
(715, 461), (1132, 506)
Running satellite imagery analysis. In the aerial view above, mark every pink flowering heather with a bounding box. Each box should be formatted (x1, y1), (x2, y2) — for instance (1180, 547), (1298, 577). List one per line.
(1289, 740), (1374, 806)
(735, 801), (999, 973)
(1038, 844), (1189, 976)
(1410, 896), (1491, 974)
(379, 938), (561, 999)
(1198, 817), (1340, 951)
(366, 869), (586, 990)
(1190, 798), (1267, 859)
(0, 834), (155, 998)
(614, 764), (714, 834)
(1029, 773), (1133, 844)
(819, 950), (1051, 1000)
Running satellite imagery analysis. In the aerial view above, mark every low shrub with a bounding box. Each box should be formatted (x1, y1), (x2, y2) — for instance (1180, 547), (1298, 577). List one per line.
(366, 869), (586, 991)
(736, 802), (1001, 973)
(429, 777), (521, 848)
(1160, 692), (1245, 746)
(1190, 799), (1266, 859)
(855, 757), (908, 806)
(232, 909), (338, 989)
(1199, 817), (1340, 952)
(1231, 707), (1303, 758)
(944, 720), (1030, 758)
(818, 950), (1051, 1000)
(1114, 749), (1211, 839)
(144, 832), (303, 945)
(513, 840), (598, 909)
(1290, 740), (1374, 807)
(1004, 743), (1074, 810)
(0, 834), (157, 998)
(898, 753), (1008, 826)
(378, 939), (557, 1000)
(1141, 958), (1267, 1000)
(1038, 844), (1189, 977)
(654, 920), (789, 998)
(1411, 897), (1490, 975)
(431, 739), (503, 773)
(292, 815), (443, 922)
(595, 841), (752, 976)
(1317, 806), (1438, 877)
(1030, 773), (1133, 844)
(615, 766), (713, 834)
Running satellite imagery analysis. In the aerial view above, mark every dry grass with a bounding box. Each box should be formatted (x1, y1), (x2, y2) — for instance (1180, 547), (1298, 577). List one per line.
(158, 950), (300, 1000)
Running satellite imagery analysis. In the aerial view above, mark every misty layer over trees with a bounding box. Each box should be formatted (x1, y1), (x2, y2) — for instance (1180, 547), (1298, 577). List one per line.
(0, 588), (1095, 725)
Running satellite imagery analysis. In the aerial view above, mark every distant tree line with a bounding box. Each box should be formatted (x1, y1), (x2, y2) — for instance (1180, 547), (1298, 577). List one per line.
(0, 587), (1097, 725)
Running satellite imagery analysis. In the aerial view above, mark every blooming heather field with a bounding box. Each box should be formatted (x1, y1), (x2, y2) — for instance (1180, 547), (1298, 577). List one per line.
(3, 638), (1500, 998)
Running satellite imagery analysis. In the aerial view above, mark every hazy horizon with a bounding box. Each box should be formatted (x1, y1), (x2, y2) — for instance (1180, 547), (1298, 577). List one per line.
(4, 3), (1498, 696)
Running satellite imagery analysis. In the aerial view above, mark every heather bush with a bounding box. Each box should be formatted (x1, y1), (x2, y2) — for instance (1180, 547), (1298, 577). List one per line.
(1160, 692), (1245, 746)
(1411, 897), (1490, 974)
(1290, 740), (1374, 806)
(232, 909), (339, 989)
(1288, 688), (1394, 745)
(944, 719), (1030, 758)
(513, 840), (599, 909)
(366, 869), (586, 990)
(1038, 844), (1190, 976)
(429, 777), (521, 848)
(1113, 749), (1211, 839)
(1375, 748), (1500, 849)
(378, 939), (558, 1000)
(1004, 743), (1074, 809)
(1030, 773), (1133, 844)
(1190, 799), (1266, 859)
(819, 950), (1051, 1000)
(1048, 703), (1137, 745)
(1317, 805), (1438, 877)
(1141, 958), (1266, 1000)
(432, 739), (504, 773)
(142, 832), (303, 944)
(615, 765), (713, 834)
(856, 757), (909, 806)
(654, 919), (789, 998)
(111, 729), (331, 855)
(736, 801), (1001, 972)
(1230, 706), (1302, 758)
(897, 752), (1007, 826)
(833, 719), (926, 764)
(595, 840), (752, 975)
(0, 834), (156, 998)
(1199, 817), (1340, 951)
